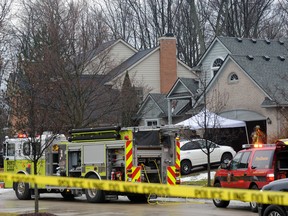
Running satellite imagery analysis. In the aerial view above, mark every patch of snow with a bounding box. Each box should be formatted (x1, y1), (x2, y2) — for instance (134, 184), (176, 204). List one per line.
(181, 171), (215, 183)
(0, 188), (13, 194)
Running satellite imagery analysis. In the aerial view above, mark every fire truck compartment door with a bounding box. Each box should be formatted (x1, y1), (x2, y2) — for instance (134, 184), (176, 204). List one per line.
(83, 145), (105, 164)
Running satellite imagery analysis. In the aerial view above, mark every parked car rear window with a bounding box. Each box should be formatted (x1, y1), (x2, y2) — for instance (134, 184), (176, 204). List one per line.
(180, 141), (201, 150)
(251, 150), (274, 169)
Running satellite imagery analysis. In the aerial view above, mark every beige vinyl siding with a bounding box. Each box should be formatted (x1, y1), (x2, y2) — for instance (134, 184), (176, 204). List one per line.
(177, 62), (195, 78)
(128, 50), (161, 94)
(84, 41), (136, 75)
(201, 41), (229, 83)
(110, 41), (136, 64)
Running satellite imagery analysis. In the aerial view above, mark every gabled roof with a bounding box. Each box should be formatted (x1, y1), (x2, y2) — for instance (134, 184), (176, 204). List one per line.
(197, 36), (288, 66)
(88, 39), (137, 61)
(201, 54), (288, 107)
(167, 77), (199, 99)
(137, 93), (190, 118)
(136, 93), (166, 117)
(75, 38), (137, 68)
(231, 55), (288, 106)
(218, 37), (288, 56)
(104, 47), (158, 83)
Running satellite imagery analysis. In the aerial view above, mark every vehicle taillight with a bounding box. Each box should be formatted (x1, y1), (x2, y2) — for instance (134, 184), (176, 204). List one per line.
(266, 173), (274, 182)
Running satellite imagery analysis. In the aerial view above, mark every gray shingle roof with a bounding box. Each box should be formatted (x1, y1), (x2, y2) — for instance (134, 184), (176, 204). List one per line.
(218, 36), (288, 57)
(231, 55), (288, 105)
(179, 78), (199, 94)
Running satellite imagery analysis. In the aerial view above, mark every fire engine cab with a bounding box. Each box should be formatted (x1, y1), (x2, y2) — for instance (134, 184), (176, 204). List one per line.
(3, 126), (182, 203)
(212, 139), (288, 212)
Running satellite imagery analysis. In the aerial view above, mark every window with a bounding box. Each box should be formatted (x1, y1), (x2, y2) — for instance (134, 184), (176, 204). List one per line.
(180, 141), (201, 151)
(145, 119), (159, 126)
(230, 152), (243, 170)
(212, 58), (224, 76)
(198, 140), (217, 149)
(23, 142), (30, 156)
(6, 143), (15, 156)
(252, 150), (274, 169)
(228, 72), (239, 83)
(238, 152), (251, 169)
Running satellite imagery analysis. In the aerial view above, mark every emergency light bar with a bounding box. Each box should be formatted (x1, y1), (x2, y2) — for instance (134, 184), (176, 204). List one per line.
(242, 143), (275, 149)
(17, 133), (27, 138)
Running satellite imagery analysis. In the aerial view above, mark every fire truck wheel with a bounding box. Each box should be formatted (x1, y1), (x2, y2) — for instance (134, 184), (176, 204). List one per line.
(249, 184), (259, 212)
(15, 181), (31, 200)
(127, 194), (148, 203)
(263, 205), (286, 216)
(61, 190), (75, 200)
(85, 175), (105, 203)
(212, 182), (230, 208)
(181, 160), (192, 175)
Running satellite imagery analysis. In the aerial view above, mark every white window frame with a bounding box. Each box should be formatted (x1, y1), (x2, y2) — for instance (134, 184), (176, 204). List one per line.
(145, 119), (160, 126)
(228, 72), (239, 84)
(211, 57), (224, 77)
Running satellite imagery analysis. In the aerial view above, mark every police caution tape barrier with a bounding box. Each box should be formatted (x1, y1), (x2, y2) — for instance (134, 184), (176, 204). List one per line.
(0, 172), (287, 206)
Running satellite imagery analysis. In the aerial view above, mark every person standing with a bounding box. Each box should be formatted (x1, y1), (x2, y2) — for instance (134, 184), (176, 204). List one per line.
(251, 125), (266, 144)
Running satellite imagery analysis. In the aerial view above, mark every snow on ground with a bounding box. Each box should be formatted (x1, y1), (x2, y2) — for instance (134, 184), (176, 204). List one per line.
(0, 188), (13, 194)
(181, 171), (215, 183)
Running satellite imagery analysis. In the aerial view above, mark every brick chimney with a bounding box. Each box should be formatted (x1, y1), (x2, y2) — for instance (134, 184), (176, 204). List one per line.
(159, 33), (177, 94)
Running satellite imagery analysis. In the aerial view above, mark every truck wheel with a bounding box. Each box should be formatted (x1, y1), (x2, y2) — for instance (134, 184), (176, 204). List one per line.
(61, 190), (75, 200)
(181, 160), (192, 175)
(15, 181), (31, 200)
(249, 185), (258, 212)
(85, 174), (105, 203)
(221, 153), (232, 164)
(264, 205), (286, 216)
(212, 182), (230, 208)
(127, 194), (148, 203)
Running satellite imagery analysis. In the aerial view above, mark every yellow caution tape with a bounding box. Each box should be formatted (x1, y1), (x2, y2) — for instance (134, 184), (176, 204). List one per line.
(1, 172), (287, 205)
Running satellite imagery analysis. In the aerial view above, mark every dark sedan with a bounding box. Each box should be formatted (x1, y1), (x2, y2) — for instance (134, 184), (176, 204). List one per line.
(258, 178), (288, 216)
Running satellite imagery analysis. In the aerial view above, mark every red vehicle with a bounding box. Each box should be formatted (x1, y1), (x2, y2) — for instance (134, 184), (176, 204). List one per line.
(212, 139), (288, 212)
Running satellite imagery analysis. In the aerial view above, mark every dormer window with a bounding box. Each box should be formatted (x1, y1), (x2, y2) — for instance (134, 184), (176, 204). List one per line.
(212, 58), (223, 76)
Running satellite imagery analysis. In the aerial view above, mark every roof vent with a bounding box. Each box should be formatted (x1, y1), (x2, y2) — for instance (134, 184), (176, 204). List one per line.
(265, 38), (271, 44)
(279, 40), (284, 45)
(263, 56), (270, 61)
(237, 37), (243, 42)
(278, 56), (285, 61)
(251, 38), (257, 43)
(247, 55), (254, 60)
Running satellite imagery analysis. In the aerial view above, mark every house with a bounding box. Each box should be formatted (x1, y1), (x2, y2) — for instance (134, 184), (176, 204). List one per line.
(162, 37), (288, 143)
(103, 34), (195, 97)
(195, 37), (288, 142)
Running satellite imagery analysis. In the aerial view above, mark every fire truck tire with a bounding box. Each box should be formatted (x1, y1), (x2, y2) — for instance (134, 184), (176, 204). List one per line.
(15, 182), (31, 200)
(127, 194), (148, 203)
(220, 153), (233, 164)
(249, 184), (259, 212)
(61, 191), (75, 200)
(212, 182), (230, 208)
(181, 160), (192, 175)
(263, 205), (286, 216)
(85, 175), (105, 203)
